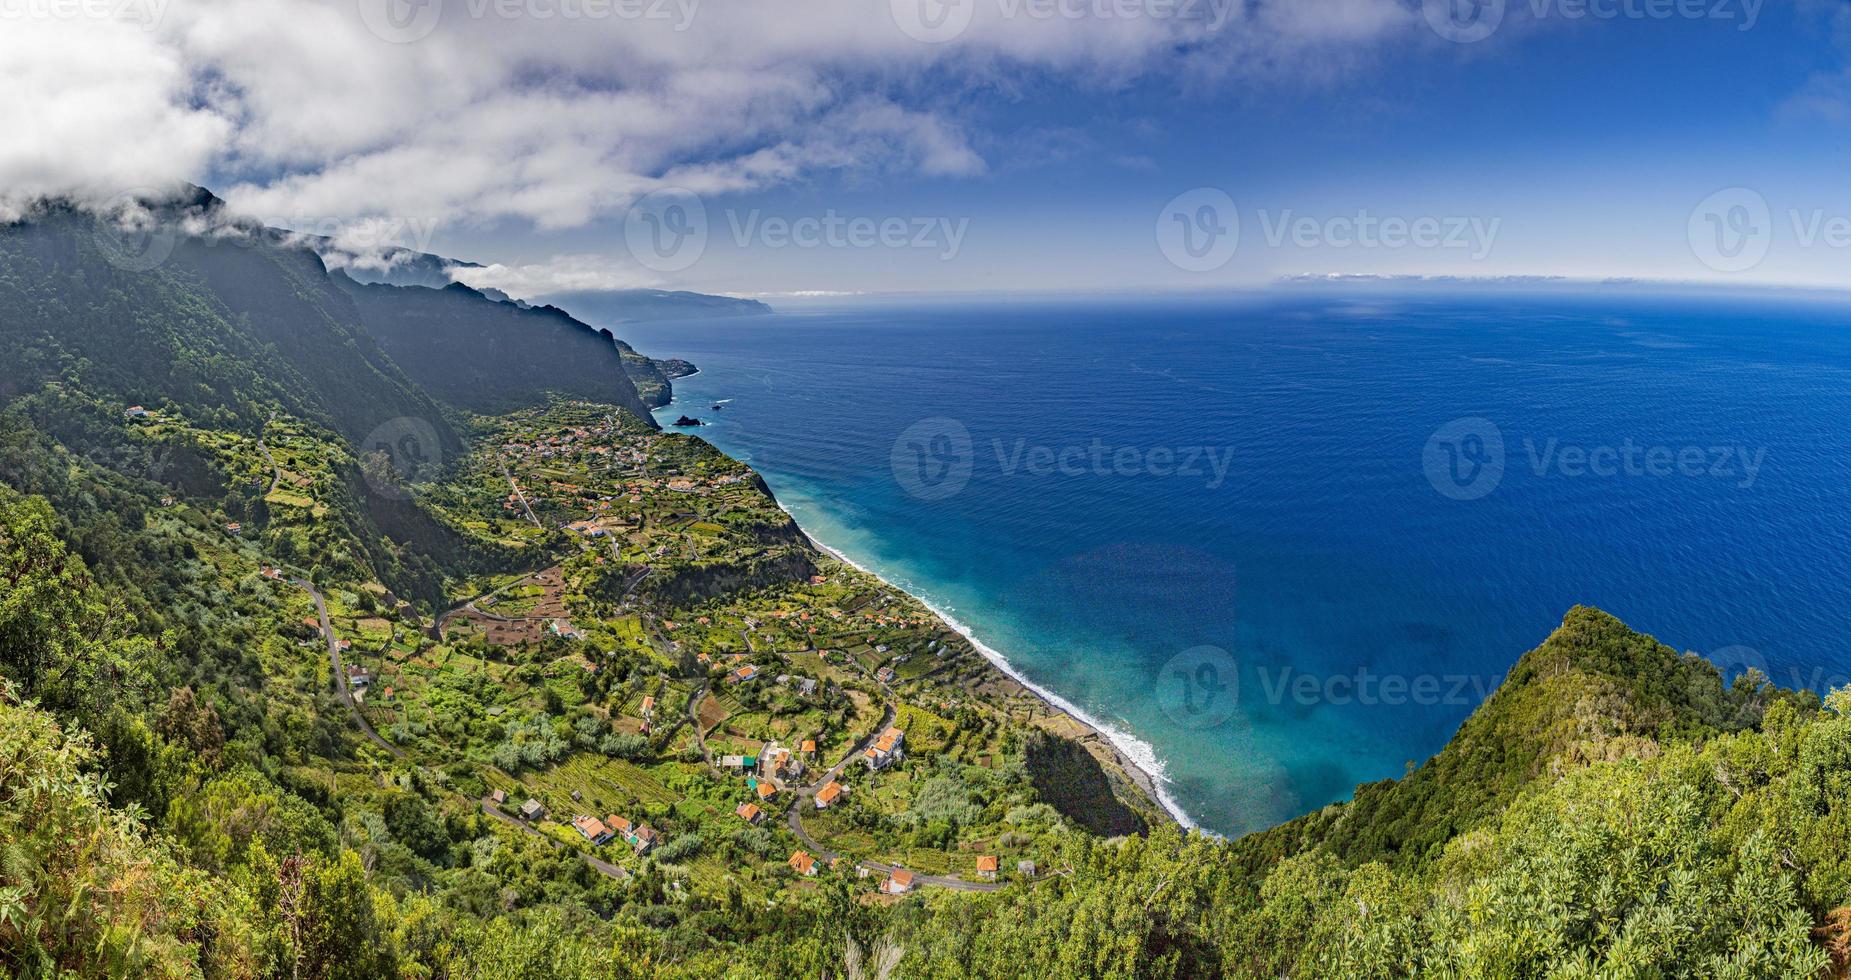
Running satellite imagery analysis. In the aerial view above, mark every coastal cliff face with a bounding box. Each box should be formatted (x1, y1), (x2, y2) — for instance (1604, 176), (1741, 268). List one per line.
(610, 337), (698, 409)
(337, 278), (660, 424)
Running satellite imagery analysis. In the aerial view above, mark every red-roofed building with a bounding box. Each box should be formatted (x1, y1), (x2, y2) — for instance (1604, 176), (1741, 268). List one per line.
(815, 781), (845, 809)
(572, 815), (614, 845)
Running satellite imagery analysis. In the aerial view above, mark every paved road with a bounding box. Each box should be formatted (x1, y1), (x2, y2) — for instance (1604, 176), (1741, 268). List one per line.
(480, 797), (629, 881)
(501, 459), (542, 528)
(257, 437), (282, 495)
(800, 704), (895, 794)
(431, 565), (554, 640)
(297, 575), (625, 883)
(685, 682), (715, 765)
(296, 577), (404, 759)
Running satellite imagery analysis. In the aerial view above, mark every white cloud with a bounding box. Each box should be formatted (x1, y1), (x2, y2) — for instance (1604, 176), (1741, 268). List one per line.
(450, 254), (659, 296)
(0, 16), (229, 218)
(1, 0), (1427, 233)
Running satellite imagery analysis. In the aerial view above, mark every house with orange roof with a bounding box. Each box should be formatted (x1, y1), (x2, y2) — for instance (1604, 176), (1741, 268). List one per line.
(572, 815), (614, 845)
(976, 855), (1000, 880)
(814, 781), (845, 809)
(756, 781), (778, 802)
(788, 851), (818, 876)
(736, 802), (763, 824)
(882, 869), (915, 894)
(864, 727), (906, 771)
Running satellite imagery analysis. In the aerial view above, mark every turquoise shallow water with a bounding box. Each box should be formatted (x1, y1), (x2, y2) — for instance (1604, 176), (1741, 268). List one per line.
(621, 291), (1851, 835)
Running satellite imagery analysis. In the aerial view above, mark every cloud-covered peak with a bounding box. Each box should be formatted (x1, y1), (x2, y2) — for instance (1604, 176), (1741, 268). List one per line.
(2, 0), (1425, 231)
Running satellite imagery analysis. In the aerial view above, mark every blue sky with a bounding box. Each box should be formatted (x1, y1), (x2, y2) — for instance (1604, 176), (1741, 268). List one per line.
(11, 0), (1851, 297)
(446, 0), (1851, 297)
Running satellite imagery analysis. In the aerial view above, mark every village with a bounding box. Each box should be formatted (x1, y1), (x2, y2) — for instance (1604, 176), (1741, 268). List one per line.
(107, 395), (1149, 907)
(314, 401), (1119, 900)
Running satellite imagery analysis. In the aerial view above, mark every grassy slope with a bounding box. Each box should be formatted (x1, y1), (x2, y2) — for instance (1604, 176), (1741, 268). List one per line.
(1233, 605), (1798, 875)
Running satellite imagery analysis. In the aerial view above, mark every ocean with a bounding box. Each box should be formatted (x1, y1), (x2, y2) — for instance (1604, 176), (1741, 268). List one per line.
(620, 290), (1851, 836)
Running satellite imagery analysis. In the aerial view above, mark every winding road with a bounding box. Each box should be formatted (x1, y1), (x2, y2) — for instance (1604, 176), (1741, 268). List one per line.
(479, 797), (629, 882)
(294, 575), (630, 883)
(295, 577), (404, 759)
(778, 705), (1004, 893)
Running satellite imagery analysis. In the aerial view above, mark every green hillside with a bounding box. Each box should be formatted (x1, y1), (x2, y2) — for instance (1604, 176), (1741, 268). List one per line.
(3, 195), (1850, 979)
(0, 195), (463, 459)
(336, 278), (658, 422)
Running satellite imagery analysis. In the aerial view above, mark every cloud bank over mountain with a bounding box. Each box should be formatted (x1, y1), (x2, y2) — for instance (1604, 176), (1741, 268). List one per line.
(4, 0), (1425, 229)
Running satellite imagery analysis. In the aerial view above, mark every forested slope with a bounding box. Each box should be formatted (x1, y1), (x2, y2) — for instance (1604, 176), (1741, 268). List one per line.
(336, 278), (658, 423)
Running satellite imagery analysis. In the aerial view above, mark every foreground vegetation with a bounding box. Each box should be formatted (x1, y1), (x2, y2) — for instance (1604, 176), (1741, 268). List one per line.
(4, 196), (1851, 977)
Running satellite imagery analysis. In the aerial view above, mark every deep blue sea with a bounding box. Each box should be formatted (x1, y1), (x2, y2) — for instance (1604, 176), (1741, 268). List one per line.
(621, 291), (1851, 836)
